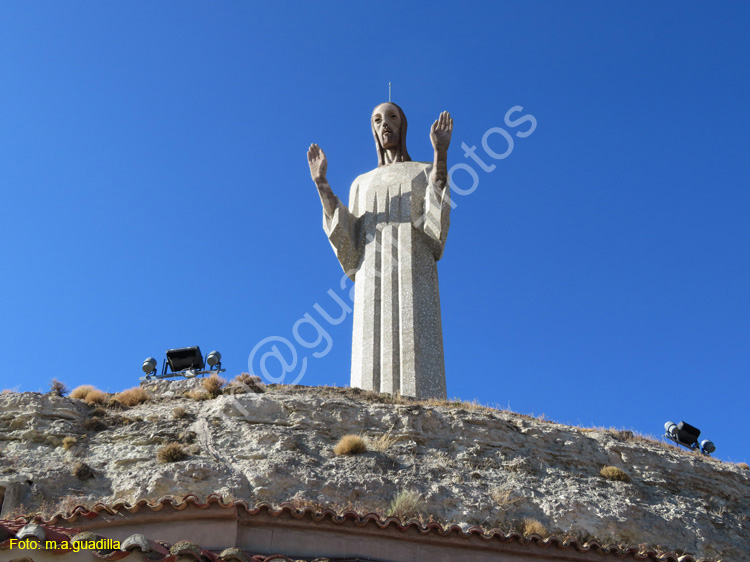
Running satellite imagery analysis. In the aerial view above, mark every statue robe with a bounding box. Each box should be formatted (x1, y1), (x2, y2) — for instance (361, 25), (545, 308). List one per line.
(323, 161), (450, 399)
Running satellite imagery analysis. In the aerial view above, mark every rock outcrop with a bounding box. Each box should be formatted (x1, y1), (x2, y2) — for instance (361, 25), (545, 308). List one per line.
(0, 379), (747, 561)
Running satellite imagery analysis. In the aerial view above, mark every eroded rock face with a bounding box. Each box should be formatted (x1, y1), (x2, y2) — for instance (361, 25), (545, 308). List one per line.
(0, 381), (748, 561)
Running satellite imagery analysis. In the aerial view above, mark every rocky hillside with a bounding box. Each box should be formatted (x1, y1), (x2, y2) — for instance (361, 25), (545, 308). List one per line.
(0, 378), (748, 561)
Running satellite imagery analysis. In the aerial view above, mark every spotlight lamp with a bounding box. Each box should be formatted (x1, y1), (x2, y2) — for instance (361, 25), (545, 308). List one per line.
(142, 357), (158, 376)
(664, 420), (716, 456)
(140, 346), (227, 382)
(206, 351), (222, 368)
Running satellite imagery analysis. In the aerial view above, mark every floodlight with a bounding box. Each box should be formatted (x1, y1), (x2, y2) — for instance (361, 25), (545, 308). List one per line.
(207, 351), (222, 368)
(675, 421), (701, 448)
(664, 421), (677, 438)
(142, 357), (158, 375)
(664, 420), (715, 456)
(166, 346), (205, 372)
(139, 345), (227, 382)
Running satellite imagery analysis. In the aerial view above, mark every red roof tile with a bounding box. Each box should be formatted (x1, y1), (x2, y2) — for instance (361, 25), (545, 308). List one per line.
(0, 494), (708, 562)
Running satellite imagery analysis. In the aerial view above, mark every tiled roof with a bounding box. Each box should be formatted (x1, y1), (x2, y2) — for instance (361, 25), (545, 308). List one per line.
(0, 494), (707, 562)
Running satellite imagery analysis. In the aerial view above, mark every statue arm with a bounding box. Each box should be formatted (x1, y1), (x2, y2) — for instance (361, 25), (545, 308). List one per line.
(315, 179), (339, 218)
(308, 144), (360, 278)
(422, 171), (451, 260)
(422, 112), (453, 259)
(323, 189), (360, 279)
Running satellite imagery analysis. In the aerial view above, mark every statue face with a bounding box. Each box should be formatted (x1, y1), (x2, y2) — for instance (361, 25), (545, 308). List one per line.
(372, 103), (402, 149)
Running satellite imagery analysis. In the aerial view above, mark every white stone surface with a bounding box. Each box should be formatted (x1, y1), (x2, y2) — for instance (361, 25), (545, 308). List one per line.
(324, 162), (451, 399)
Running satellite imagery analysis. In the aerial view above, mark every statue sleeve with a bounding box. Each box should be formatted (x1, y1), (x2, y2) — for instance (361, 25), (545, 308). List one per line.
(323, 191), (360, 281)
(421, 176), (451, 260)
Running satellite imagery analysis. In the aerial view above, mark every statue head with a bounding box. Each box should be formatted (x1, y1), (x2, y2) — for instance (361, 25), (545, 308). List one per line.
(372, 102), (411, 167)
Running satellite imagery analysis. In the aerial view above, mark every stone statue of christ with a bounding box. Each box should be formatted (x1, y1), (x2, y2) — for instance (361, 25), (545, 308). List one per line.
(307, 103), (453, 399)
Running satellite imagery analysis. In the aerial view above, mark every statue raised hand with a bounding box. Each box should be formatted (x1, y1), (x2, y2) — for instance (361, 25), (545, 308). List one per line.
(307, 143), (337, 218)
(430, 111), (453, 153)
(429, 111), (453, 188)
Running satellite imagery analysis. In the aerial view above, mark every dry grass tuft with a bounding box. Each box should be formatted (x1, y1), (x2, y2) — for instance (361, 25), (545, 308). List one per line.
(173, 406), (189, 419)
(609, 429), (635, 442)
(334, 434), (367, 456)
(157, 443), (188, 463)
(368, 428), (399, 452)
(84, 389), (109, 405)
(70, 385), (95, 400)
(178, 430), (197, 444)
(71, 462), (94, 481)
(491, 487), (524, 511)
(49, 379), (68, 397)
(227, 373), (265, 394)
(600, 465), (631, 482)
(61, 436), (77, 450)
(71, 385), (109, 405)
(83, 417), (108, 432)
(202, 374), (227, 398)
(522, 518), (550, 538)
(188, 388), (211, 401)
(387, 490), (424, 520)
(738, 462), (749, 470)
(234, 373), (257, 385)
(112, 387), (150, 407)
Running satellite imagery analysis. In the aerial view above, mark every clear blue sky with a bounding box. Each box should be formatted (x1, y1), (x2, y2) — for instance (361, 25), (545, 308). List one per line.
(1, 3), (748, 463)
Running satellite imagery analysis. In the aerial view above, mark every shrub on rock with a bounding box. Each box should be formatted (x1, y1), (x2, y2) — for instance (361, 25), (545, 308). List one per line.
(85, 389), (109, 405)
(112, 387), (150, 408)
(202, 374), (227, 398)
(70, 385), (95, 400)
(71, 385), (109, 405)
(522, 518), (550, 538)
(334, 434), (367, 456)
(173, 406), (189, 419)
(157, 443), (188, 463)
(600, 465), (631, 482)
(72, 462), (94, 481)
(49, 379), (68, 397)
(387, 490), (424, 520)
